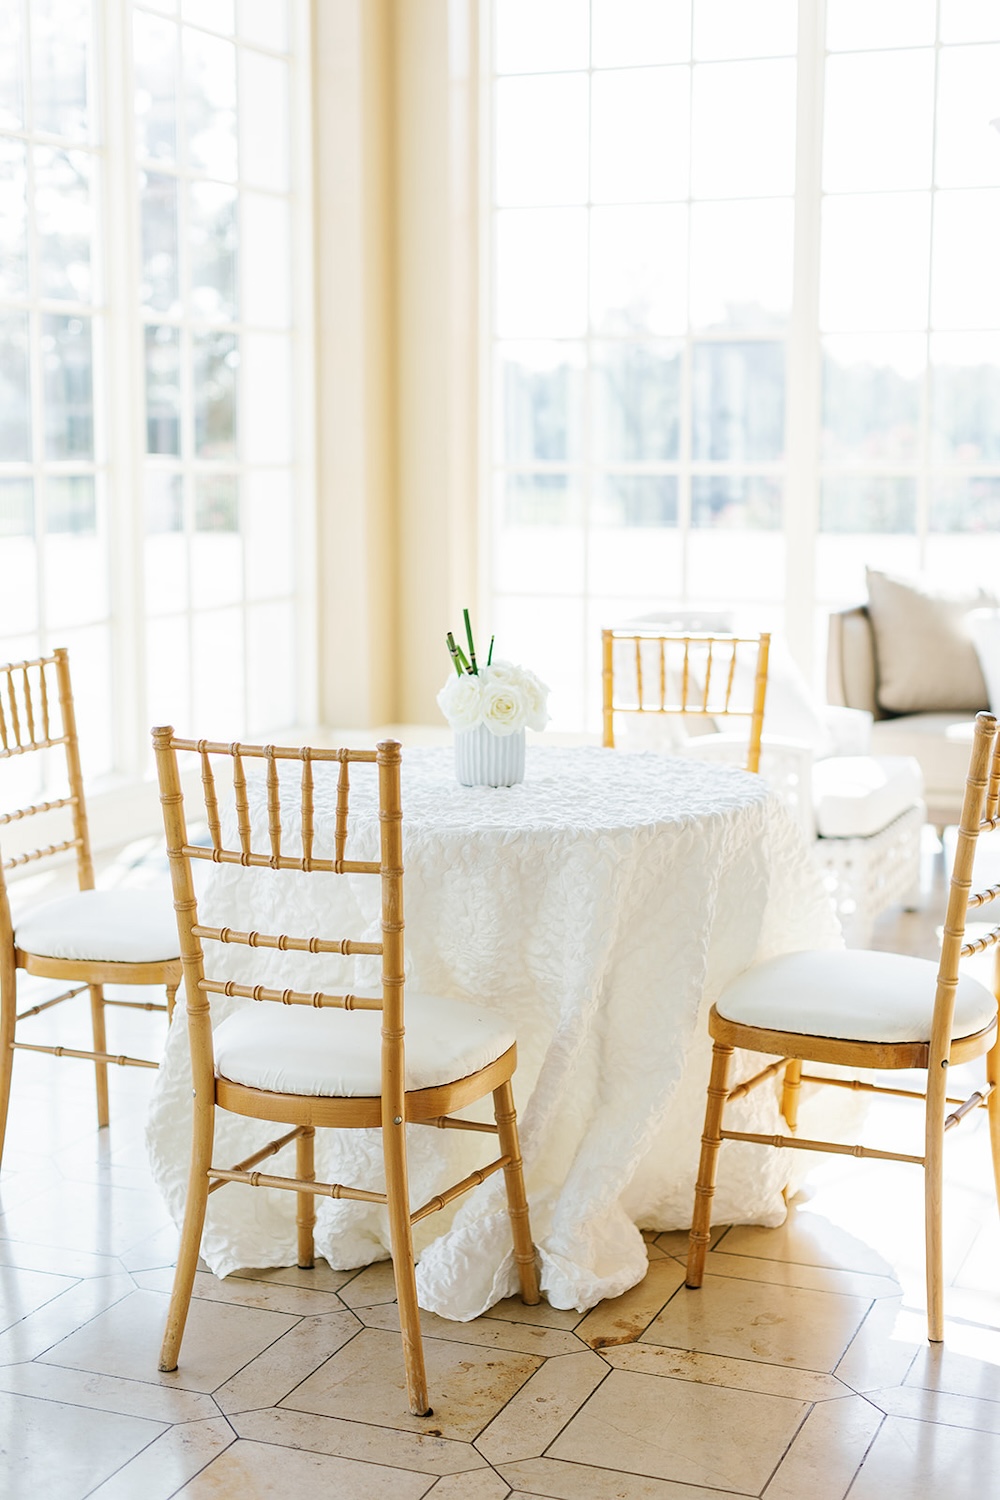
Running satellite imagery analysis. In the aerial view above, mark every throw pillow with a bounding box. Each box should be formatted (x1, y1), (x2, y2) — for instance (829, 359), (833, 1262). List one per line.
(968, 609), (1000, 715)
(865, 567), (995, 714)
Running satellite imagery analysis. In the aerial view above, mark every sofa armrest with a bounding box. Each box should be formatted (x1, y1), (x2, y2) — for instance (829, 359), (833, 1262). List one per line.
(827, 605), (881, 718)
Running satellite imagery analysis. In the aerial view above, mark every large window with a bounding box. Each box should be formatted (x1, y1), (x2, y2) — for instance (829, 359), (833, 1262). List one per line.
(0, 0), (310, 785)
(487, 0), (1000, 729)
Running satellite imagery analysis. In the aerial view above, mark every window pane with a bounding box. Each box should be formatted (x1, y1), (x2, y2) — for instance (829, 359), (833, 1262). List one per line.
(192, 478), (241, 607)
(826, 0), (935, 49)
(183, 28), (237, 180)
(145, 324), (181, 454)
(0, 139), (27, 299)
(692, 341), (785, 461)
(193, 329), (237, 457)
(691, 60), (795, 198)
(932, 190), (1000, 330)
(139, 171), (179, 313)
(0, 0), (25, 130)
(45, 473), (96, 533)
(31, 0), (91, 141)
(495, 0), (589, 74)
(182, 0), (234, 32)
(134, 11), (178, 162)
(687, 529), (785, 600)
(194, 471), (238, 530)
(496, 208), (587, 337)
(819, 476), (916, 532)
(595, 475), (678, 526)
(497, 342), (584, 464)
(241, 191), (290, 327)
(35, 147), (93, 302)
(691, 475), (782, 528)
(822, 335), (924, 464)
(689, 199), (792, 331)
(931, 333), (1000, 462)
(190, 180), (237, 320)
(61, 623), (112, 776)
(145, 468), (183, 532)
(238, 0), (288, 52)
(590, 205), (688, 335)
(146, 613), (190, 730)
(144, 470), (187, 615)
(191, 606), (244, 735)
(939, 0), (1000, 44)
(502, 472), (580, 526)
(821, 193), (931, 331)
(591, 68), (689, 203)
(496, 74), (589, 207)
(935, 46), (1000, 189)
(246, 600), (295, 733)
(0, 477), (33, 536)
(592, 341), (681, 462)
(495, 594), (586, 726)
(930, 476), (1000, 531)
(590, 523), (683, 598)
(592, 0), (690, 67)
(42, 313), (93, 459)
(823, 51), (934, 194)
(238, 49), (290, 193)
(694, 0), (796, 60)
(244, 469), (293, 600)
(242, 332), (290, 463)
(0, 311), (31, 460)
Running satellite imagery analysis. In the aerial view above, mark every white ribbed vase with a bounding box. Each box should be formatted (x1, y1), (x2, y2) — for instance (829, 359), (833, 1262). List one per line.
(454, 724), (525, 787)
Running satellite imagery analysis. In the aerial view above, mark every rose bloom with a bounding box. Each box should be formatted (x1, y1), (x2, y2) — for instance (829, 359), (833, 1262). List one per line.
(518, 667), (550, 732)
(481, 678), (527, 735)
(436, 672), (484, 731)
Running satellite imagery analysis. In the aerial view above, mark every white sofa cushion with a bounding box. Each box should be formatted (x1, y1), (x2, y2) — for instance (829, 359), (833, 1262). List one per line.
(14, 889), (180, 964)
(717, 949), (996, 1044)
(811, 754), (924, 838)
(212, 992), (516, 1097)
(870, 714), (974, 801)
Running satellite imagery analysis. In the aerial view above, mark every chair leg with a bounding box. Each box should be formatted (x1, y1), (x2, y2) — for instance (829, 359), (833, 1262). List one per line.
(382, 1117), (430, 1416)
(159, 1092), (215, 1372)
(987, 1032), (1000, 1218)
(493, 1078), (540, 1305)
(296, 1126), (316, 1269)
(686, 1041), (734, 1289)
(924, 1059), (948, 1343)
(0, 951), (16, 1167)
(165, 979), (179, 1023)
(88, 983), (110, 1128)
(781, 1058), (802, 1132)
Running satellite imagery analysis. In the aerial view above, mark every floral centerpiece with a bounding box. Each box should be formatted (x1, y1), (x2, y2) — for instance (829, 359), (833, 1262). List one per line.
(437, 611), (549, 786)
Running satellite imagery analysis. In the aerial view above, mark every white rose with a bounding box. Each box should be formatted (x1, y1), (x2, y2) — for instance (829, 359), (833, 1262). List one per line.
(481, 678), (527, 736)
(521, 672), (551, 735)
(484, 658), (518, 683)
(436, 672), (484, 731)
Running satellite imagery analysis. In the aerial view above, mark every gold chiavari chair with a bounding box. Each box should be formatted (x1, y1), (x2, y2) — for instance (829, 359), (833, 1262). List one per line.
(686, 710), (1000, 1341)
(0, 650), (181, 1165)
(152, 731), (540, 1416)
(601, 628), (772, 774)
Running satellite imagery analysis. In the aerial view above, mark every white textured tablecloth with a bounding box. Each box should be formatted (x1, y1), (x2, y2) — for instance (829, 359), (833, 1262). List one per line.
(146, 745), (842, 1317)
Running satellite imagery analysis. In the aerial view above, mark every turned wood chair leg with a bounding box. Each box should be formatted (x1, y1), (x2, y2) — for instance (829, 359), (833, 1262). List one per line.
(0, 952), (16, 1167)
(383, 1120), (430, 1417)
(781, 1058), (802, 1132)
(493, 1078), (540, 1305)
(924, 1061), (948, 1343)
(88, 983), (110, 1129)
(986, 1033), (1000, 1219)
(165, 979), (180, 1022)
(686, 1041), (734, 1289)
(296, 1126), (316, 1269)
(159, 1099), (215, 1372)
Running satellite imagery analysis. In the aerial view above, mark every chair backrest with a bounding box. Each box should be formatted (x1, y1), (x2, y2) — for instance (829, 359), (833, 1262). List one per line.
(151, 732), (405, 1104)
(932, 710), (1000, 1065)
(0, 650), (94, 932)
(601, 629), (771, 773)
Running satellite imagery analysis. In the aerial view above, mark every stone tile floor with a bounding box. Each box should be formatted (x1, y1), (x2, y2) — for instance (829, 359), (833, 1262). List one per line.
(3, 831), (1000, 1497)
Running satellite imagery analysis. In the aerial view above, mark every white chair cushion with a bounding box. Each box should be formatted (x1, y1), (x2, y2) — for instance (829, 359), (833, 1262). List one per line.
(212, 992), (517, 1097)
(716, 949), (997, 1045)
(811, 754), (924, 838)
(14, 889), (180, 964)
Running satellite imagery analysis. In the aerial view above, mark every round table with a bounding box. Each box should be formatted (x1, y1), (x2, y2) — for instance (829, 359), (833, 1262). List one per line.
(146, 745), (842, 1317)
